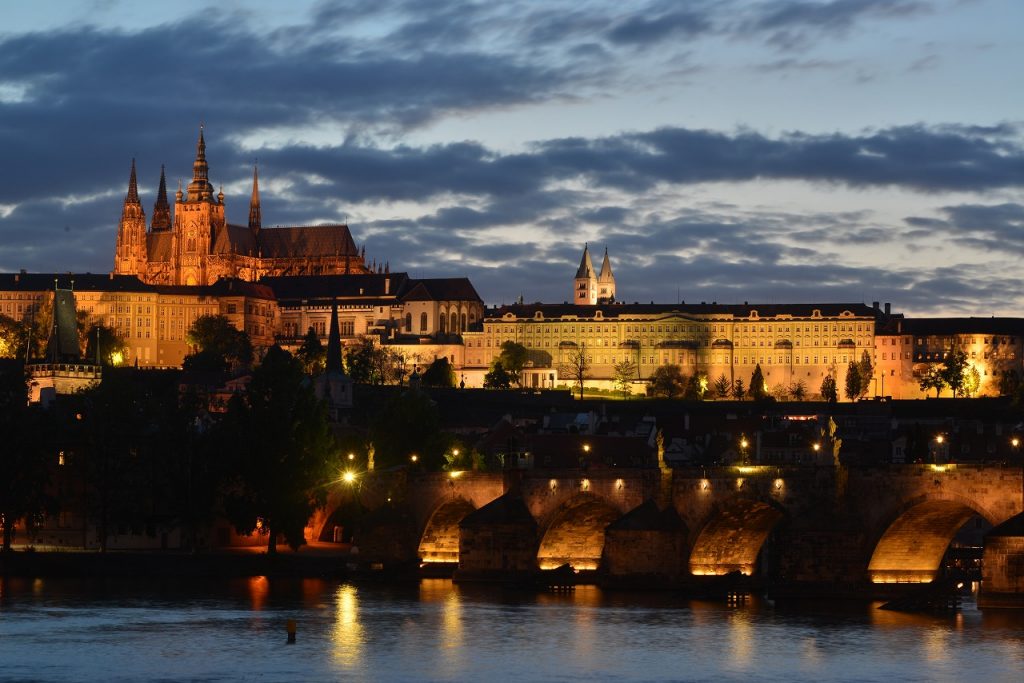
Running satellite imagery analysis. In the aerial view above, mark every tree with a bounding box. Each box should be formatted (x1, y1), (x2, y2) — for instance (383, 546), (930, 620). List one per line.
(844, 361), (861, 401)
(186, 315), (253, 370)
(963, 365), (981, 398)
(369, 390), (447, 471)
(83, 324), (129, 366)
(748, 364), (768, 401)
(498, 341), (529, 386)
(483, 362), (513, 389)
(220, 346), (336, 554)
(940, 344), (969, 397)
(0, 314), (26, 359)
(918, 365), (947, 398)
(0, 362), (51, 552)
(732, 378), (746, 400)
(684, 373), (708, 401)
(713, 373), (732, 399)
(789, 379), (807, 401)
(345, 337), (403, 385)
(560, 345), (590, 400)
(295, 327), (326, 375)
(998, 369), (1020, 397)
(857, 350), (874, 399)
(648, 364), (685, 398)
(613, 359), (638, 397)
(421, 357), (457, 388)
(820, 374), (838, 404)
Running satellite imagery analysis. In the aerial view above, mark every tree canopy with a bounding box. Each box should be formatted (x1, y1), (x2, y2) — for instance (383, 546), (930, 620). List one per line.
(498, 341), (529, 385)
(421, 356), (457, 388)
(748, 364), (768, 401)
(186, 315), (253, 370)
(648, 364), (685, 398)
(219, 346), (337, 553)
(295, 327), (326, 375)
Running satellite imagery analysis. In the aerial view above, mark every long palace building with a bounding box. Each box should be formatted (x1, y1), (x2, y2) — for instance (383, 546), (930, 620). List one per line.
(0, 133), (1021, 400)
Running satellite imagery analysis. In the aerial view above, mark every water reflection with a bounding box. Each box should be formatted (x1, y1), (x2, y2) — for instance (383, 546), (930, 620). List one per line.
(331, 584), (364, 669)
(247, 576), (269, 611)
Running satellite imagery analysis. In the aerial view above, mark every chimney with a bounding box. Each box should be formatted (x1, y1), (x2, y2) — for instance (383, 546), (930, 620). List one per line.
(884, 302), (891, 315)
(872, 301), (879, 310)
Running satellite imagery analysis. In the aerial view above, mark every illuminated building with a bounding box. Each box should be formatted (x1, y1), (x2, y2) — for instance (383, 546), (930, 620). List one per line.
(113, 128), (369, 286)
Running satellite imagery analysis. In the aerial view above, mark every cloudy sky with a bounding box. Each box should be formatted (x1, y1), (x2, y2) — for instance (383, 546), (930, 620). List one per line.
(1, 0), (1022, 315)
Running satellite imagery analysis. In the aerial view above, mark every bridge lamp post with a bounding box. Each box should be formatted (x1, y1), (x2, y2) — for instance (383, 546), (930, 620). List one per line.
(739, 436), (749, 465)
(1012, 437), (1020, 449)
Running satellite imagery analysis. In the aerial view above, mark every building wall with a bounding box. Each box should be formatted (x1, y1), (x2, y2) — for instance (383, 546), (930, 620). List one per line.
(465, 306), (876, 397)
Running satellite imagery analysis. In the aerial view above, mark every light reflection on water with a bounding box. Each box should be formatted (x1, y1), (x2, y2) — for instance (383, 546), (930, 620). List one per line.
(0, 577), (1021, 682)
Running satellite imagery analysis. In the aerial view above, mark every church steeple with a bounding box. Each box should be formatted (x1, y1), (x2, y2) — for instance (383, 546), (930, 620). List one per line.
(187, 125), (214, 202)
(151, 164), (171, 231)
(574, 243), (597, 305)
(113, 159), (147, 276)
(126, 158), (140, 205)
(597, 246), (616, 304)
(248, 163), (262, 234)
(326, 299), (342, 374)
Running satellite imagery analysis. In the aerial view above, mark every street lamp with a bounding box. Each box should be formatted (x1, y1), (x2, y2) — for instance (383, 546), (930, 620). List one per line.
(347, 452), (355, 462)
(1012, 437), (1020, 449)
(342, 471), (356, 484)
(410, 454), (419, 464)
(739, 435), (749, 465)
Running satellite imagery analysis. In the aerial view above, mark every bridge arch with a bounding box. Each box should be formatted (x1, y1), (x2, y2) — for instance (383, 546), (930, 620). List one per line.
(689, 499), (786, 576)
(537, 494), (622, 570)
(418, 498), (477, 564)
(867, 494), (996, 584)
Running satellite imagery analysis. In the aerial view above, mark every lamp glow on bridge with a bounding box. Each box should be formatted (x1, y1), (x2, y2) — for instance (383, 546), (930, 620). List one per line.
(449, 470), (463, 479)
(1012, 437), (1020, 448)
(342, 471), (357, 484)
(935, 434), (945, 445)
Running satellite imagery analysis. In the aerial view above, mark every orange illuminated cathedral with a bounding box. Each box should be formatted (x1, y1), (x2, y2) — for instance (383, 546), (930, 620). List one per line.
(113, 128), (370, 286)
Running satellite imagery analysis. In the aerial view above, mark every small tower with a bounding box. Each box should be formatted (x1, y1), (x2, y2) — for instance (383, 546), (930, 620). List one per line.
(151, 165), (171, 231)
(574, 243), (597, 305)
(597, 247), (616, 304)
(314, 299), (353, 422)
(113, 159), (148, 276)
(248, 163), (261, 236)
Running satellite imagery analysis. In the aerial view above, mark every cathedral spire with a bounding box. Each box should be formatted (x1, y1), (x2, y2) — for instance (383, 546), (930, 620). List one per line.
(126, 158), (140, 205)
(575, 242), (594, 279)
(326, 299), (343, 374)
(248, 163), (262, 234)
(598, 247), (613, 281)
(151, 164), (171, 231)
(187, 125), (213, 201)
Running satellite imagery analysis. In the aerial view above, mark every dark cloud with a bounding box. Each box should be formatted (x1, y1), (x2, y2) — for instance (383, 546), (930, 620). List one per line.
(746, 0), (931, 50)
(607, 10), (714, 45)
(905, 203), (1024, 252)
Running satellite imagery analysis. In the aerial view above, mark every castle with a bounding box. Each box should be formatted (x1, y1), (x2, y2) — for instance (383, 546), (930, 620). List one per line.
(113, 128), (368, 286)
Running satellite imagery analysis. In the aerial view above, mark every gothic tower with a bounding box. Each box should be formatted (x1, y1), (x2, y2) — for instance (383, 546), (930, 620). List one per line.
(113, 159), (148, 276)
(248, 163), (261, 236)
(151, 165), (171, 231)
(597, 247), (616, 304)
(171, 126), (225, 286)
(574, 243), (597, 305)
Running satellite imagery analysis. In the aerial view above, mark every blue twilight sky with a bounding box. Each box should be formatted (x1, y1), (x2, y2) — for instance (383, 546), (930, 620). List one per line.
(1, 0), (1022, 315)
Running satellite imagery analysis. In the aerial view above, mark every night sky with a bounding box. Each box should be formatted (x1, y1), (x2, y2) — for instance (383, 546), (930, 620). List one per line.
(2, 0), (1022, 314)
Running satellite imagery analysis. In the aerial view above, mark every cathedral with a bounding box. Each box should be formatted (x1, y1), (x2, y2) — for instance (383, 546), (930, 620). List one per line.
(113, 128), (369, 286)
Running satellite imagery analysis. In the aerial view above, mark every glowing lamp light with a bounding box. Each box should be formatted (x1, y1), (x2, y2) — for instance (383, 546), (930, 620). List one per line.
(580, 478), (590, 491)
(774, 478), (784, 490)
(449, 470), (463, 479)
(935, 434), (945, 444)
(582, 444), (591, 453)
(699, 479), (710, 491)
(740, 438), (749, 449)
(812, 443), (821, 452)
(615, 478), (624, 490)
(549, 479), (558, 491)
(342, 471), (356, 484)
(1012, 437), (1020, 448)
(410, 454), (419, 463)
(452, 449), (460, 457)
(347, 453), (355, 461)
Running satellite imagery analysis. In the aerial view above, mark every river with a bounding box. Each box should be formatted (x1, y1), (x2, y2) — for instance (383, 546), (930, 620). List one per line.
(0, 577), (1021, 682)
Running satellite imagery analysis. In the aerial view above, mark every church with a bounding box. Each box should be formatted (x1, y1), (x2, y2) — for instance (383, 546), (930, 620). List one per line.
(113, 128), (369, 286)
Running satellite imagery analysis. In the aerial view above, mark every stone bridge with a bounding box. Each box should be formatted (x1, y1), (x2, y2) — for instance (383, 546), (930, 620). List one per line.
(313, 463), (1024, 600)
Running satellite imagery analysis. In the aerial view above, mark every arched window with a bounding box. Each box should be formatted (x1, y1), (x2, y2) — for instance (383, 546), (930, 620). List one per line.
(461, 313), (467, 331)
(420, 312), (428, 333)
(450, 312), (458, 334)
(439, 314), (446, 334)
(405, 313), (412, 331)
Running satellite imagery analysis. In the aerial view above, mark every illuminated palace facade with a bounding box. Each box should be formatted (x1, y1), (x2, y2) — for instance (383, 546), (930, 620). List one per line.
(462, 246), (1024, 399)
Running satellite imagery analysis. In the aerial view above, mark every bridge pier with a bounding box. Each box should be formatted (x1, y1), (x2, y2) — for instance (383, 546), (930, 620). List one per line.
(979, 512), (1024, 609)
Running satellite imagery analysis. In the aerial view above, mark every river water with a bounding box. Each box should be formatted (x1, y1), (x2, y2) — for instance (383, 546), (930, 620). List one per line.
(0, 577), (1021, 682)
